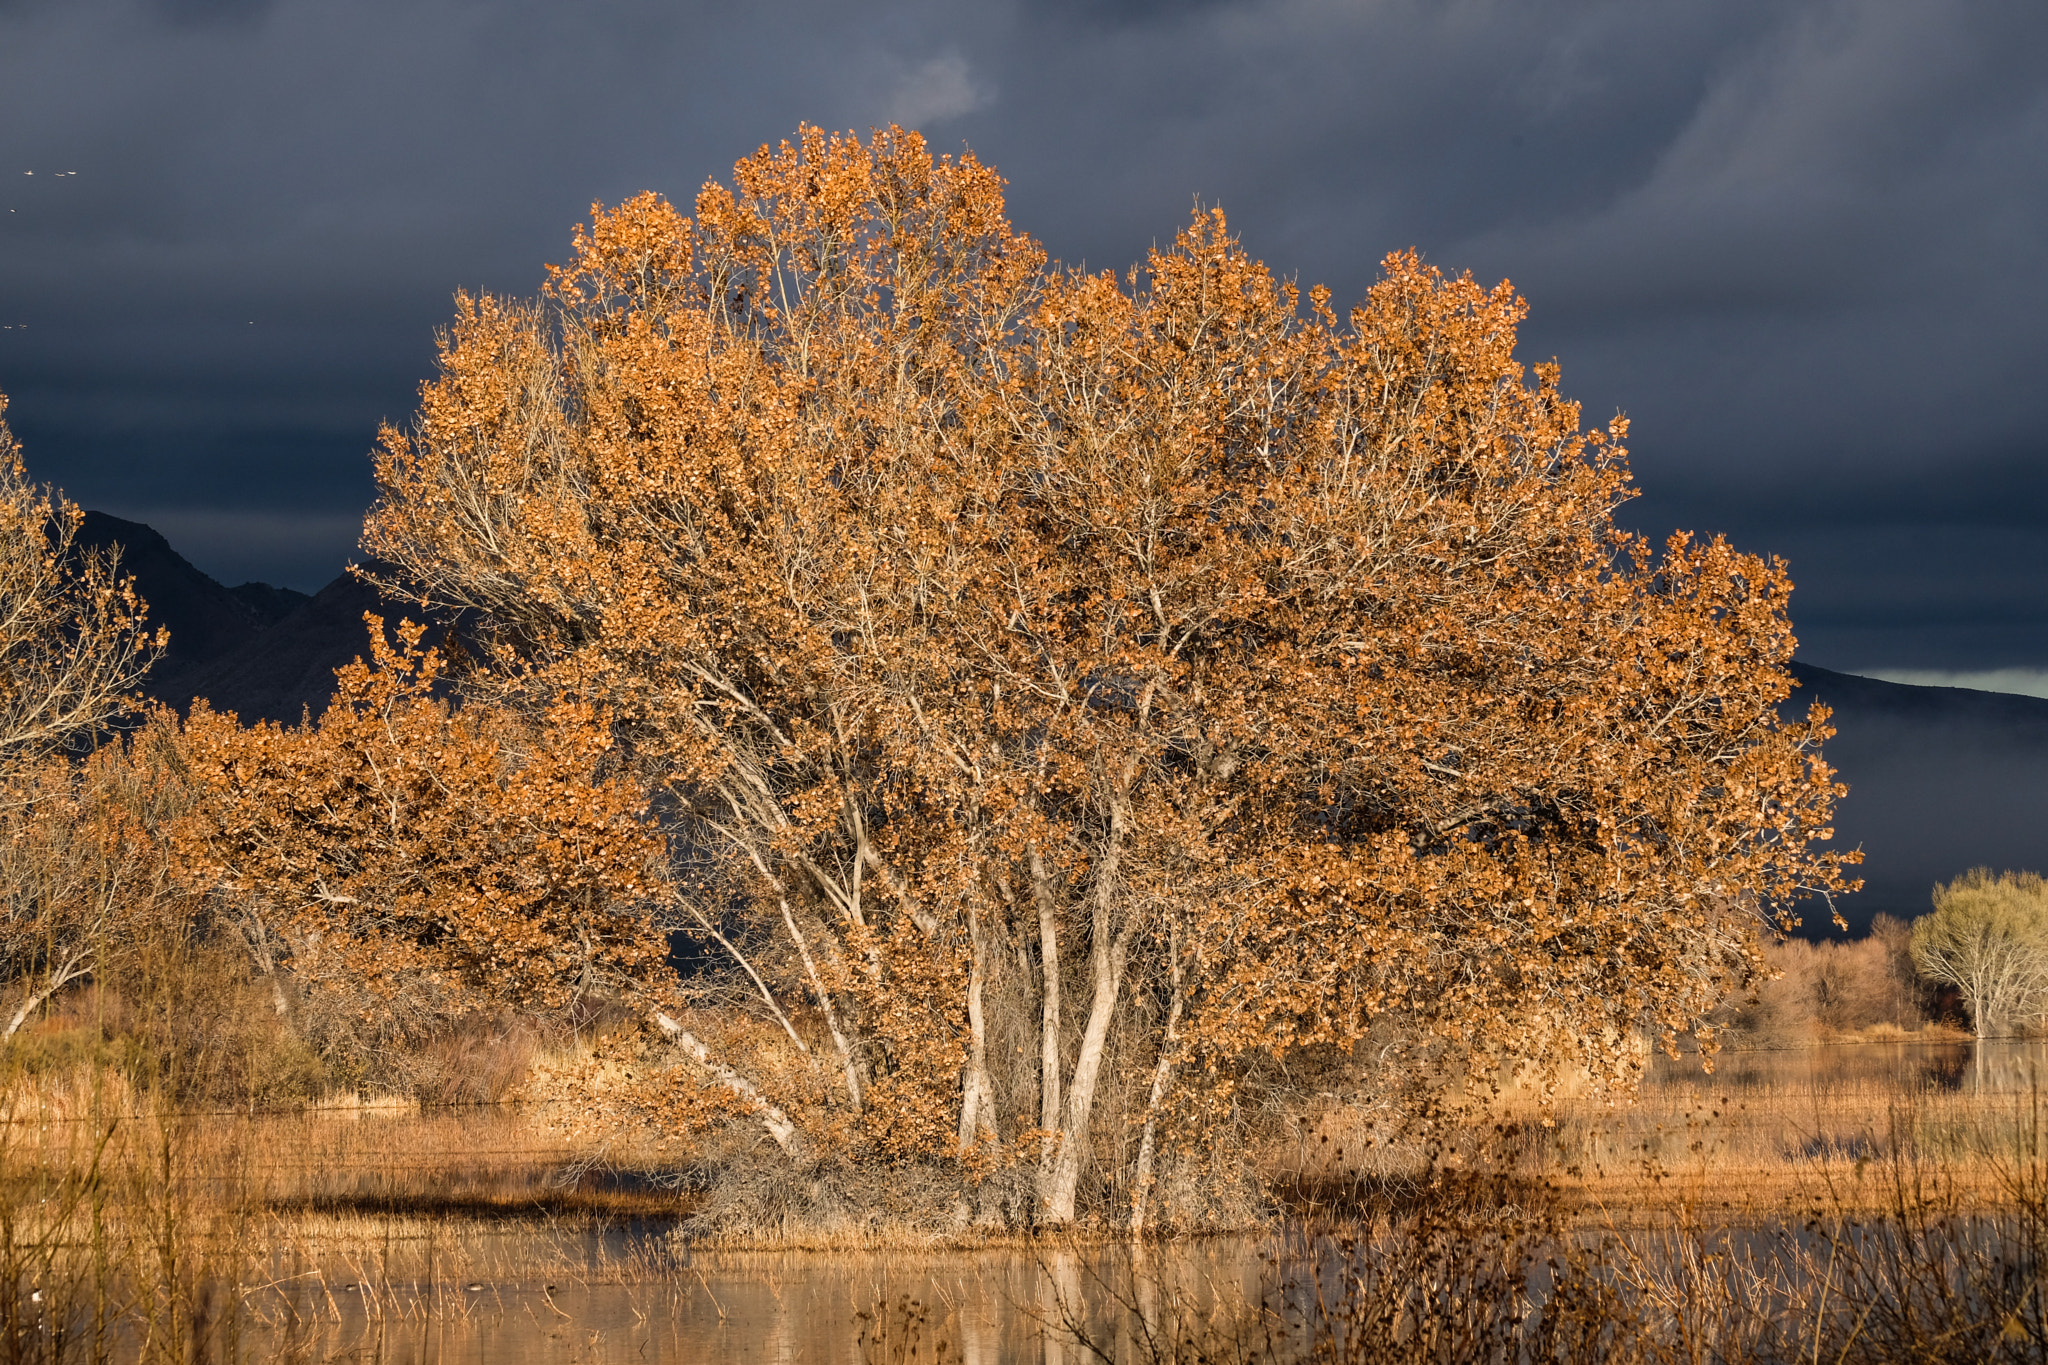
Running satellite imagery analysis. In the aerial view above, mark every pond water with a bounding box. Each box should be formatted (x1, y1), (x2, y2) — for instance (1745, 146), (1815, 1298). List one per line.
(153, 1039), (2048, 1363)
(1646, 1037), (2048, 1096)
(240, 1240), (1267, 1364)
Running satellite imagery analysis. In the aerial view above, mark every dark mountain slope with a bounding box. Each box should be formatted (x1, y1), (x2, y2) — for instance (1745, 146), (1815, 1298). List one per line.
(74, 511), (269, 695)
(164, 571), (393, 726)
(228, 580), (311, 626)
(76, 511), (395, 724)
(1785, 663), (2048, 931)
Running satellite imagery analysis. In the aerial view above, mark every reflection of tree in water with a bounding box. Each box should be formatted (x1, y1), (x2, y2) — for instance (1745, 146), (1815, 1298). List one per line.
(1961, 1041), (2048, 1094)
(1917, 1047), (1969, 1092)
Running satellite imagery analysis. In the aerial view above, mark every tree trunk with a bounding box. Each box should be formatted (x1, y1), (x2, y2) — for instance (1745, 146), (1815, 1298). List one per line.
(959, 897), (1000, 1151)
(1130, 922), (1183, 1234)
(653, 1013), (803, 1155)
(1039, 820), (1131, 1225)
(3, 980), (61, 1040)
(1031, 845), (1062, 1136)
(775, 891), (865, 1110)
(1039, 928), (1128, 1222)
(2, 952), (91, 1040)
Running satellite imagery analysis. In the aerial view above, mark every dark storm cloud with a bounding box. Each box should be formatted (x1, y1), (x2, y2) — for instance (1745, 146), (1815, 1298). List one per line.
(0, 0), (2041, 680)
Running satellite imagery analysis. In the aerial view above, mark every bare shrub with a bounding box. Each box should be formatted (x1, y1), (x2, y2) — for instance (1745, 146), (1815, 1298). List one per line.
(0, 714), (192, 1043)
(1807, 936), (1905, 1033)
(680, 1142), (972, 1245)
(1870, 911), (1934, 1027)
(1056, 1102), (2048, 1365)
(106, 938), (329, 1109)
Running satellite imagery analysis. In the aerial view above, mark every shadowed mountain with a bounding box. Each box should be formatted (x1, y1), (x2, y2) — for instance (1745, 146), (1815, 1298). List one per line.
(228, 580), (312, 626)
(75, 511), (308, 700)
(165, 571), (394, 725)
(1785, 663), (2048, 933)
(78, 511), (395, 725)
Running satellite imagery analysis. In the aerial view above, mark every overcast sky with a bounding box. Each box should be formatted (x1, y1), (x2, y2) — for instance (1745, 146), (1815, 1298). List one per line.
(0, 0), (2042, 682)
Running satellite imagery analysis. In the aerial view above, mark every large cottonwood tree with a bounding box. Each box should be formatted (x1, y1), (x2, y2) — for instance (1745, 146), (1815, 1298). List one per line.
(363, 126), (1856, 1225)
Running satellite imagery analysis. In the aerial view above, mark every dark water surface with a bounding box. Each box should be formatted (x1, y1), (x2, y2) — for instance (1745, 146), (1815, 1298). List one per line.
(220, 1039), (2048, 1363)
(240, 1240), (1264, 1364)
(1648, 1037), (2048, 1096)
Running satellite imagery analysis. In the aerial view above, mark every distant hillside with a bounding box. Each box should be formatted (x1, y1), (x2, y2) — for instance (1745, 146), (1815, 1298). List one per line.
(228, 580), (311, 626)
(80, 512), (393, 725)
(167, 571), (394, 725)
(75, 512), (308, 702)
(1785, 663), (2048, 932)
(77, 512), (265, 689)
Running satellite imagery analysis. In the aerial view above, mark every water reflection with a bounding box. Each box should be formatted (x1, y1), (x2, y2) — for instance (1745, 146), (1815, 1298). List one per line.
(1647, 1039), (2048, 1096)
(218, 1040), (2048, 1362)
(240, 1240), (1268, 1365)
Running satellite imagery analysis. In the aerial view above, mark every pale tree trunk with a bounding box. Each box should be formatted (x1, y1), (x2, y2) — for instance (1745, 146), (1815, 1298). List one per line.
(4, 974), (75, 1039)
(2, 941), (94, 1040)
(4, 986), (53, 1040)
(1129, 921), (1183, 1234)
(738, 840), (865, 1110)
(1039, 820), (1131, 1225)
(229, 908), (294, 1017)
(653, 1012), (803, 1155)
(1031, 845), (1062, 1136)
(775, 891), (864, 1110)
(1039, 926), (1129, 1222)
(958, 897), (1000, 1151)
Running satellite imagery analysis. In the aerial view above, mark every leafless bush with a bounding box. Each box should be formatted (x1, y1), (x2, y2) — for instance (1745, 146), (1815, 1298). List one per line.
(679, 1139), (975, 1245)
(100, 938), (329, 1109)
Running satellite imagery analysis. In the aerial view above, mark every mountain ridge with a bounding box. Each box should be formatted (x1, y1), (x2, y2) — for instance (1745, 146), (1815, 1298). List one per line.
(80, 510), (391, 726)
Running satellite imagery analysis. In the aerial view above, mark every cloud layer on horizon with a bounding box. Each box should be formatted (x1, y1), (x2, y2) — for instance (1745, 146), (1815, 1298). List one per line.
(0, 0), (2041, 672)
(1861, 668), (2048, 701)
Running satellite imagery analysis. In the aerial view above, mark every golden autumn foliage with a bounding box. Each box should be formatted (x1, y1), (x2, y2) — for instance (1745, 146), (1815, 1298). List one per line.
(0, 717), (190, 1040)
(171, 617), (671, 1041)
(0, 392), (162, 768)
(362, 125), (1856, 1226)
(0, 391), (174, 1045)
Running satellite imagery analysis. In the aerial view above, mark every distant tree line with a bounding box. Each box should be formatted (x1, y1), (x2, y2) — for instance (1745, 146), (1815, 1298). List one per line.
(1711, 872), (2048, 1046)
